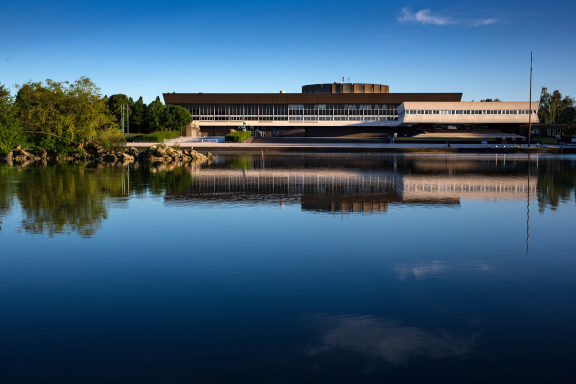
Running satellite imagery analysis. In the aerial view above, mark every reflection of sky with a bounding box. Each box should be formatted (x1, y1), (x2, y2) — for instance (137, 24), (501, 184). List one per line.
(307, 315), (476, 364)
(396, 261), (491, 280)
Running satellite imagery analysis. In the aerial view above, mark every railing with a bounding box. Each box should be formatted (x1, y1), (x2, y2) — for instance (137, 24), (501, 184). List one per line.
(164, 137), (220, 144)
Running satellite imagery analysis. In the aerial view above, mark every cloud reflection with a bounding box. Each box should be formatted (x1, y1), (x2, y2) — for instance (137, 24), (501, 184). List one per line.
(396, 261), (490, 280)
(306, 315), (476, 364)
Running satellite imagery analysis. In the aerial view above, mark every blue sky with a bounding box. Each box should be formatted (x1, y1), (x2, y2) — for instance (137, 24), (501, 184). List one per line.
(2, 0), (575, 103)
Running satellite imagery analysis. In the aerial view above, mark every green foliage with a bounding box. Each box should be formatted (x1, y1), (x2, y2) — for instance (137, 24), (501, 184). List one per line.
(0, 84), (26, 153)
(161, 105), (193, 131)
(480, 98), (502, 102)
(142, 131), (180, 142)
(95, 128), (127, 151)
(146, 99), (166, 132)
(225, 131), (252, 142)
(564, 122), (576, 137)
(12, 77), (120, 153)
(539, 87), (575, 124)
(107, 94), (134, 130)
(131, 96), (147, 132)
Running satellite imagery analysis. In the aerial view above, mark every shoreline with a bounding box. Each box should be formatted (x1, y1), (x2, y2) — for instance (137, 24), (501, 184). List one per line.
(127, 142), (576, 154)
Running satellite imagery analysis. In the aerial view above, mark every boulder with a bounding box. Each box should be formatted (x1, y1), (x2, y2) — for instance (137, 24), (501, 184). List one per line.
(85, 142), (106, 155)
(207, 152), (215, 159)
(127, 147), (139, 157)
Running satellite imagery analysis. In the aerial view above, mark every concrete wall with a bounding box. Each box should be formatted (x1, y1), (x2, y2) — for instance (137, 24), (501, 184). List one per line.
(398, 102), (540, 125)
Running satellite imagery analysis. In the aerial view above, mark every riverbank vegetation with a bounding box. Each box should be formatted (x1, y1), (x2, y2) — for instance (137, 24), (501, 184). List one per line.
(0, 78), (193, 154)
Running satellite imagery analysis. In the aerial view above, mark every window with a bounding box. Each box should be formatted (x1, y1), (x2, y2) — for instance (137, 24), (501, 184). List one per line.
(199, 104), (213, 116)
(274, 104), (287, 116)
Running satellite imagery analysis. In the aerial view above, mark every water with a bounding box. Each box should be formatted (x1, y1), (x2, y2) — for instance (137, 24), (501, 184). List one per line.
(1, 153), (576, 383)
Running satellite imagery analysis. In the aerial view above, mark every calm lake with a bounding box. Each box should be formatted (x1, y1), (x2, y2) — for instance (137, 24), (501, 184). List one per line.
(1, 153), (576, 383)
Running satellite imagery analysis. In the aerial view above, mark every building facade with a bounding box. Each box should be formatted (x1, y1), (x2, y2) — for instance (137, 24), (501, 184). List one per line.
(163, 84), (538, 137)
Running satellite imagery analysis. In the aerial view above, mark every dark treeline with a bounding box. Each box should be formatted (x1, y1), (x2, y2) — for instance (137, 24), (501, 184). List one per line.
(0, 77), (192, 154)
(106, 94), (192, 134)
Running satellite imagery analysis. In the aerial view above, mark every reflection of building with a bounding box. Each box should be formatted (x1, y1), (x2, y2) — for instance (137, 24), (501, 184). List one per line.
(163, 83), (537, 137)
(163, 161), (536, 214)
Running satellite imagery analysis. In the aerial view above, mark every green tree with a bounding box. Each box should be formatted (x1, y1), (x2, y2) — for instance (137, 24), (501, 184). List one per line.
(480, 98), (502, 102)
(146, 98), (166, 132)
(0, 84), (26, 153)
(161, 105), (192, 131)
(131, 96), (148, 133)
(107, 94), (134, 132)
(13, 77), (122, 153)
(538, 87), (575, 124)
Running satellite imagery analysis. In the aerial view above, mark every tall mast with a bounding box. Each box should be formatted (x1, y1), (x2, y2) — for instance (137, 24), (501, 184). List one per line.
(528, 51), (532, 147)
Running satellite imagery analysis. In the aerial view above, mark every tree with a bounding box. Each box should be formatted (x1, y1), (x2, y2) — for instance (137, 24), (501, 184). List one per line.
(0, 84), (26, 153)
(161, 105), (193, 131)
(480, 98), (502, 102)
(13, 77), (121, 153)
(146, 98), (166, 132)
(131, 96), (147, 133)
(538, 87), (575, 124)
(107, 94), (134, 132)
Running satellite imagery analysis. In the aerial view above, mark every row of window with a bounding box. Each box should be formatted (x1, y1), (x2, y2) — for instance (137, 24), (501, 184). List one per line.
(178, 104), (398, 116)
(405, 109), (537, 115)
(194, 116), (399, 122)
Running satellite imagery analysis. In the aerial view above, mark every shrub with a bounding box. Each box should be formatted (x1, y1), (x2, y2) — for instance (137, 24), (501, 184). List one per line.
(143, 131), (181, 142)
(225, 131), (252, 142)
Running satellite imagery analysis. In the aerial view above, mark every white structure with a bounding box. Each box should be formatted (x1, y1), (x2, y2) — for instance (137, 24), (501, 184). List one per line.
(398, 102), (539, 125)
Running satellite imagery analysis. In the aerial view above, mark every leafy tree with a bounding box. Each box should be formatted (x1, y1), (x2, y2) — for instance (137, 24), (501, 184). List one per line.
(13, 77), (122, 153)
(0, 84), (26, 153)
(161, 105), (193, 131)
(131, 96), (147, 133)
(146, 98), (166, 132)
(538, 87), (575, 124)
(480, 98), (502, 102)
(107, 94), (134, 132)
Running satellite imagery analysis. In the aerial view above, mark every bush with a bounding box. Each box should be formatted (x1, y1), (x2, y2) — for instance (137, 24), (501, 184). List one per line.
(143, 131), (181, 142)
(96, 129), (126, 152)
(225, 131), (252, 142)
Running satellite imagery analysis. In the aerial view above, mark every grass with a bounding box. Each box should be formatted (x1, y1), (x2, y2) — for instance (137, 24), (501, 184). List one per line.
(142, 131), (181, 142)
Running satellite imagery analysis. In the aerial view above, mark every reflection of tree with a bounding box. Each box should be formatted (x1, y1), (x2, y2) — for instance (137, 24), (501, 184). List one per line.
(0, 166), (17, 227)
(1, 161), (200, 238)
(536, 161), (576, 213)
(15, 164), (121, 238)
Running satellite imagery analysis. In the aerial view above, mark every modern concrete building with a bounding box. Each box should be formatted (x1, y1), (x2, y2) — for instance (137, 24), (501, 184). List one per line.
(163, 83), (539, 137)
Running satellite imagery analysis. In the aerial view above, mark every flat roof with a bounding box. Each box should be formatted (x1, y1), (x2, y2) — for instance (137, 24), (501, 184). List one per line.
(163, 92), (463, 105)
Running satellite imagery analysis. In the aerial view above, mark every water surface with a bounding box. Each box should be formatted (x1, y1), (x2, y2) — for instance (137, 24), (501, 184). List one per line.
(1, 154), (576, 383)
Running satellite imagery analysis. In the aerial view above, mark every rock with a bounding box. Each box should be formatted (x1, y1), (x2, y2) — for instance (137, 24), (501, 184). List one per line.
(85, 142), (106, 155)
(127, 147), (139, 157)
(3, 152), (13, 160)
(104, 153), (118, 162)
(14, 145), (21, 151)
(37, 150), (47, 158)
(207, 152), (214, 159)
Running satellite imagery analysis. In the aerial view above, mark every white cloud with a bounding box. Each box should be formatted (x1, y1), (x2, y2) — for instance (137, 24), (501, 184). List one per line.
(306, 315), (476, 364)
(398, 8), (497, 27)
(398, 8), (452, 25)
(395, 260), (490, 280)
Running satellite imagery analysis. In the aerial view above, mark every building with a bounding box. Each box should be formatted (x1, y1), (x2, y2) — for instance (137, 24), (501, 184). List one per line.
(163, 83), (539, 137)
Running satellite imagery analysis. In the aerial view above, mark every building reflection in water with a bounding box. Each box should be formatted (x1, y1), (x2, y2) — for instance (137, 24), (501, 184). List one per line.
(164, 154), (538, 214)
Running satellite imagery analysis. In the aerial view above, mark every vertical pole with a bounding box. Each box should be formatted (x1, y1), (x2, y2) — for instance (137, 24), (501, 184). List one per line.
(528, 51), (533, 147)
(121, 104), (124, 133)
(526, 154), (530, 255)
(127, 105), (129, 134)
